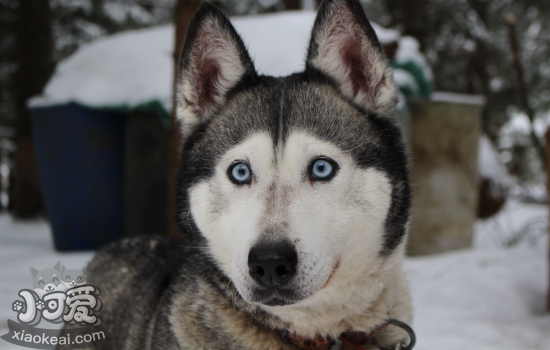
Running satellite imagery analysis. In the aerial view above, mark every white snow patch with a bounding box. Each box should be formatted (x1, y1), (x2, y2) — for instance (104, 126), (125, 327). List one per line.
(478, 134), (512, 195)
(372, 23), (400, 44)
(395, 36), (433, 81)
(406, 239), (549, 350)
(431, 91), (486, 106)
(0, 214), (93, 347)
(393, 68), (420, 94)
(231, 11), (316, 77)
(29, 25), (175, 112)
(475, 199), (548, 250)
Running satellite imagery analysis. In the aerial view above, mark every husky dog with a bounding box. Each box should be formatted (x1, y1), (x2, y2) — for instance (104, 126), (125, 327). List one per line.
(59, 0), (413, 349)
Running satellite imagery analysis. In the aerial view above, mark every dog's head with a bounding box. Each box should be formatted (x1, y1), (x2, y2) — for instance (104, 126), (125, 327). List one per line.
(175, 0), (410, 308)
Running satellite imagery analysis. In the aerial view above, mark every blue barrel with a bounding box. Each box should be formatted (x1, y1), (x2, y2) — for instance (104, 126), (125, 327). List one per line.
(31, 103), (125, 251)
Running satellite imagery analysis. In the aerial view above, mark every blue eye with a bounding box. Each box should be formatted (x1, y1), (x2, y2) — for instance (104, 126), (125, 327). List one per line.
(228, 162), (251, 184)
(310, 158), (337, 181)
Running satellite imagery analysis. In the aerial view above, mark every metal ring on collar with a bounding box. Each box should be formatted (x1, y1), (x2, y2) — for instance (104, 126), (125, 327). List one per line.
(384, 318), (416, 350)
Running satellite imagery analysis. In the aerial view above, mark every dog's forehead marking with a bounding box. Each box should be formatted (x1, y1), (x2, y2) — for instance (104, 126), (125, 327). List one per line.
(200, 78), (382, 172)
(276, 86), (285, 152)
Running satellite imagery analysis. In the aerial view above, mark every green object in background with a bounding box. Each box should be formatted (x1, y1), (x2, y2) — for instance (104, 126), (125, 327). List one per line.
(391, 59), (433, 109)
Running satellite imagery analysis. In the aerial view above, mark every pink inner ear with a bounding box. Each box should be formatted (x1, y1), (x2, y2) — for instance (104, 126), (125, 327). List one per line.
(313, 1), (393, 110)
(196, 57), (221, 110)
(186, 17), (239, 118)
(341, 37), (371, 99)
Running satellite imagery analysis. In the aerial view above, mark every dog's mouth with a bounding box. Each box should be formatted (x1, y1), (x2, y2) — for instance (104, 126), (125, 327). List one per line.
(247, 261), (340, 306)
(249, 287), (303, 306)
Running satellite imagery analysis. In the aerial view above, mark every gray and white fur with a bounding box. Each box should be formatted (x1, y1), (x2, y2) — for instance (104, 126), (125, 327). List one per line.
(57, 0), (413, 348)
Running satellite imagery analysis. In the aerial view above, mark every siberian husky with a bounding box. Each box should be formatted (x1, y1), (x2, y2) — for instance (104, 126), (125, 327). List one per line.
(58, 0), (414, 349)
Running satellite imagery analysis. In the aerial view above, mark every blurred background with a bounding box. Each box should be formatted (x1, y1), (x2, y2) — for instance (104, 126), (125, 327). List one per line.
(0, 0), (549, 349)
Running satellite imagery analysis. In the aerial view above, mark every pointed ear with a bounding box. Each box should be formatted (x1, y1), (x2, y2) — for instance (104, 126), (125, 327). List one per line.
(175, 2), (257, 138)
(306, 0), (397, 116)
(30, 267), (39, 278)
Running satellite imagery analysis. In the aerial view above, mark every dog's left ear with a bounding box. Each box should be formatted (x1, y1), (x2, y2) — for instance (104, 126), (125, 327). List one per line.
(306, 0), (397, 116)
(175, 2), (257, 138)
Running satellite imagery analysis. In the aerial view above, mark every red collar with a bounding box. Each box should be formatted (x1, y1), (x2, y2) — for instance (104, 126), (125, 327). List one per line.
(281, 323), (388, 350)
(280, 318), (415, 350)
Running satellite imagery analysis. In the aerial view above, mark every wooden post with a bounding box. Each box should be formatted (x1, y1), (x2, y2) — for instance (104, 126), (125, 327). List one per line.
(546, 127), (550, 313)
(408, 93), (484, 256)
(168, 0), (201, 236)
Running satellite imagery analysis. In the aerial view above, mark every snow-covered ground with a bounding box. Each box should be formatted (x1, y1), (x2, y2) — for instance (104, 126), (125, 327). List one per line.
(1, 199), (549, 349)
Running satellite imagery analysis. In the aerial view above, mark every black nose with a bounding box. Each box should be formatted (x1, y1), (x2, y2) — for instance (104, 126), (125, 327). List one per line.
(248, 242), (297, 288)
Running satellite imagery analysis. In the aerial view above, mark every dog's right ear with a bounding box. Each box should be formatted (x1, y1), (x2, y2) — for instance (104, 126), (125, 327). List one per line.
(306, 0), (397, 116)
(30, 267), (39, 278)
(175, 2), (257, 138)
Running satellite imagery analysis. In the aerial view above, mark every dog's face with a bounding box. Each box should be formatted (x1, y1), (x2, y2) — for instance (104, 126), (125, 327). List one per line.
(176, 0), (409, 307)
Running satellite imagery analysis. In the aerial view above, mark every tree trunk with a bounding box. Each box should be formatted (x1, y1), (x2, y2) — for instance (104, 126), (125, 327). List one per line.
(168, 0), (201, 236)
(507, 15), (545, 167)
(466, 0), (496, 142)
(12, 0), (54, 218)
(385, 0), (429, 50)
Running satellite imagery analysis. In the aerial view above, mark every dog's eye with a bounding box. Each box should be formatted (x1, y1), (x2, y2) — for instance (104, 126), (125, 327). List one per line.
(77, 276), (82, 281)
(65, 276), (70, 280)
(228, 162), (252, 185)
(38, 280), (44, 285)
(310, 158), (338, 181)
(53, 277), (59, 282)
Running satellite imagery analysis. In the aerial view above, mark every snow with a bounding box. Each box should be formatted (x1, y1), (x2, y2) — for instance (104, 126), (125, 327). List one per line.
(500, 111), (549, 140)
(29, 11), (420, 113)
(393, 69), (420, 94)
(407, 242), (549, 350)
(0, 215), (93, 349)
(29, 25), (175, 112)
(478, 134), (512, 195)
(431, 91), (486, 106)
(395, 36), (433, 81)
(409, 199), (549, 350)
(1, 199), (549, 349)
(231, 11), (316, 77)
